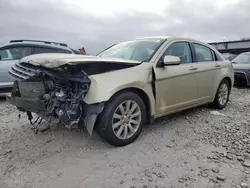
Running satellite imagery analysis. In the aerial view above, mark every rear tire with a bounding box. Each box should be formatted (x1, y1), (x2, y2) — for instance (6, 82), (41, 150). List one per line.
(97, 91), (146, 147)
(211, 79), (230, 109)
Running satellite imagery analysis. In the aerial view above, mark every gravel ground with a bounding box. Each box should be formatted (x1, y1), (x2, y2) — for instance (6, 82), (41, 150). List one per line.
(0, 87), (250, 188)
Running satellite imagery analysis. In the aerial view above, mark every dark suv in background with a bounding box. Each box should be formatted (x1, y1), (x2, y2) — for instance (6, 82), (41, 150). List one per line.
(0, 40), (80, 93)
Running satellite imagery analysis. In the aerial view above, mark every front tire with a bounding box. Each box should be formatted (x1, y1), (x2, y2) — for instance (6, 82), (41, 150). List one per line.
(212, 79), (230, 109)
(97, 91), (146, 147)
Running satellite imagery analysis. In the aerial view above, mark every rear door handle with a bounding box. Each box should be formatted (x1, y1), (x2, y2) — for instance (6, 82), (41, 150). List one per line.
(189, 66), (197, 70)
(215, 64), (221, 67)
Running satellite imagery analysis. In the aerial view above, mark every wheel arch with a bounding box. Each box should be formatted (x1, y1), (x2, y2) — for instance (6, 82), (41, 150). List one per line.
(223, 76), (232, 91)
(213, 76), (232, 101)
(109, 87), (153, 124)
(218, 76), (232, 95)
(211, 76), (231, 109)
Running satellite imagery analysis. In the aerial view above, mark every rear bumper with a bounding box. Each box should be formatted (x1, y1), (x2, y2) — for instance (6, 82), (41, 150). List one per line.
(6, 94), (45, 112)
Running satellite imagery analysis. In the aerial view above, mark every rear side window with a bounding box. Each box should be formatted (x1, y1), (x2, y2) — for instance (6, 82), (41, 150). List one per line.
(0, 47), (32, 60)
(216, 53), (223, 61)
(0, 49), (9, 59)
(34, 47), (72, 54)
(33, 47), (59, 54)
(212, 50), (223, 61)
(57, 49), (72, 54)
(193, 43), (214, 62)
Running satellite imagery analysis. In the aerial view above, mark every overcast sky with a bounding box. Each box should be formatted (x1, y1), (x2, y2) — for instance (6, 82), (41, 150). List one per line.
(0, 0), (249, 54)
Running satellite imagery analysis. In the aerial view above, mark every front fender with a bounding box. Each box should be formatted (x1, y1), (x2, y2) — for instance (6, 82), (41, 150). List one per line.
(84, 77), (150, 104)
(83, 63), (156, 115)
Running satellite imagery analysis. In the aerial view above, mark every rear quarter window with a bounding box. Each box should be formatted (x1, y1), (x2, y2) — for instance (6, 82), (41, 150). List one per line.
(0, 47), (32, 60)
(215, 52), (224, 61)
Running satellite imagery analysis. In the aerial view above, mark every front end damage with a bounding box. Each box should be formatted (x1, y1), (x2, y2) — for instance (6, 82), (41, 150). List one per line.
(6, 61), (104, 135)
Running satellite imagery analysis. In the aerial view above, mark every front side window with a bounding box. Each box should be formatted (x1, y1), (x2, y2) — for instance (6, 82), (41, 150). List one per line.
(193, 43), (213, 62)
(232, 53), (250, 64)
(0, 47), (32, 61)
(163, 42), (192, 64)
(98, 38), (165, 62)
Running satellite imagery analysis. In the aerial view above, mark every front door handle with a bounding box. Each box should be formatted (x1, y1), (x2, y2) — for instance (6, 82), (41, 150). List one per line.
(215, 64), (221, 67)
(189, 66), (197, 70)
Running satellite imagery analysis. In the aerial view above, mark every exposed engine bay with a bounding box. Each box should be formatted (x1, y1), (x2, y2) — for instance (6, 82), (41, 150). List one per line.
(7, 59), (140, 134)
(8, 62), (97, 134)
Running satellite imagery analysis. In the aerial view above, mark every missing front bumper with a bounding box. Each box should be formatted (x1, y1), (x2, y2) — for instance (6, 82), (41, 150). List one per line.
(6, 70), (103, 135)
(6, 94), (45, 112)
(6, 93), (104, 136)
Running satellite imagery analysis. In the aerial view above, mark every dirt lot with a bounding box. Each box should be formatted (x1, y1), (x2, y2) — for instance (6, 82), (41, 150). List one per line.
(0, 87), (250, 188)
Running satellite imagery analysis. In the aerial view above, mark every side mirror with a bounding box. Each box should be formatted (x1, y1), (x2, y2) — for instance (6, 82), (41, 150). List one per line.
(163, 55), (181, 65)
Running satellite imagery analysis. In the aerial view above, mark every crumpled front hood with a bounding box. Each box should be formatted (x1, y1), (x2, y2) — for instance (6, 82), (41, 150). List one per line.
(232, 63), (250, 70)
(20, 53), (141, 68)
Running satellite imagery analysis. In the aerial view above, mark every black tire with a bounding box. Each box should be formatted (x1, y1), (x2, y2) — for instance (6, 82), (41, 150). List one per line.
(211, 79), (230, 109)
(96, 91), (146, 147)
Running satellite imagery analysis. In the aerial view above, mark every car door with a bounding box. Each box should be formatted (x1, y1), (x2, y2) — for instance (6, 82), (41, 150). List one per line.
(153, 41), (198, 117)
(190, 42), (221, 102)
(0, 46), (32, 88)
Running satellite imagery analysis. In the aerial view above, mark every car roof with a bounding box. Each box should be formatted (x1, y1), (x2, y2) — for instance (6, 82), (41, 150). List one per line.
(136, 36), (205, 43)
(136, 36), (170, 40)
(135, 36), (218, 51)
(0, 41), (73, 51)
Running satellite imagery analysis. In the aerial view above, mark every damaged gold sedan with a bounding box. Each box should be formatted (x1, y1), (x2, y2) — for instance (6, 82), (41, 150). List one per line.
(6, 37), (234, 146)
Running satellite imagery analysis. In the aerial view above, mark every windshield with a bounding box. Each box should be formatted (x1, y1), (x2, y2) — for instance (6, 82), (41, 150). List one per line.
(232, 53), (250, 64)
(98, 39), (165, 62)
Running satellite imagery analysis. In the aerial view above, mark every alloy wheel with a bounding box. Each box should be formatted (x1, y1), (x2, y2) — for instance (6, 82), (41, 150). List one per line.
(112, 100), (141, 140)
(218, 83), (229, 106)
